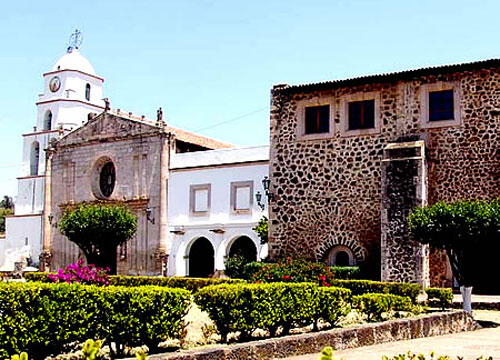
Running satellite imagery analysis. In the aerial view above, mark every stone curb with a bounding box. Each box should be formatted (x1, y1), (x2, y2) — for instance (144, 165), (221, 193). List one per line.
(137, 311), (477, 360)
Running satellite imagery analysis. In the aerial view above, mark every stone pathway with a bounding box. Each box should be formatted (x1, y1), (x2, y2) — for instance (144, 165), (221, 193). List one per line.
(284, 326), (500, 360)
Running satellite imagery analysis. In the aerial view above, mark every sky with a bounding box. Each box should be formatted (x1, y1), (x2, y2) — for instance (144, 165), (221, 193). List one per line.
(1, 0), (500, 198)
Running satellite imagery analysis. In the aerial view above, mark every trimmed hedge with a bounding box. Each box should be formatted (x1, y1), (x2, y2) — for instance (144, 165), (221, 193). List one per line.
(426, 287), (453, 310)
(353, 293), (413, 321)
(0, 282), (190, 359)
(329, 279), (422, 303)
(193, 282), (351, 341)
(25, 272), (245, 292)
(329, 266), (361, 280)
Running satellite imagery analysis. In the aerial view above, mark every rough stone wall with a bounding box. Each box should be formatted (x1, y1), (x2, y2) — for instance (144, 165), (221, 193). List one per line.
(269, 67), (500, 284)
(50, 113), (165, 275)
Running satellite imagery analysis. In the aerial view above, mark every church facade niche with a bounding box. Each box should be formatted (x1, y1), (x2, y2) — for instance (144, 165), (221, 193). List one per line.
(85, 83), (91, 101)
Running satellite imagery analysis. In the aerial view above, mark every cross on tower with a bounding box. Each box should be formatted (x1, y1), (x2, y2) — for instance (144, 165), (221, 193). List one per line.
(67, 29), (83, 53)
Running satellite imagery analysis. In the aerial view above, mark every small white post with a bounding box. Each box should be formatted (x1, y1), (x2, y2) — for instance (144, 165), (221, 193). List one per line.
(460, 285), (473, 313)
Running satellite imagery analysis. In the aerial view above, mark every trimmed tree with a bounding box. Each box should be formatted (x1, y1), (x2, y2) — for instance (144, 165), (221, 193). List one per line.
(58, 203), (137, 274)
(409, 199), (500, 311)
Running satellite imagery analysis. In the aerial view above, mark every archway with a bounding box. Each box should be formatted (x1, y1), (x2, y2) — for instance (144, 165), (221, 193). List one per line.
(228, 236), (257, 262)
(44, 111), (52, 130)
(188, 237), (214, 277)
(326, 245), (355, 266)
(30, 141), (40, 175)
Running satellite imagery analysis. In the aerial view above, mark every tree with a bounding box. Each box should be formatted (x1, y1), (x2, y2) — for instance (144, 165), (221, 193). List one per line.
(253, 216), (268, 245)
(0, 195), (14, 234)
(409, 199), (500, 311)
(58, 203), (137, 274)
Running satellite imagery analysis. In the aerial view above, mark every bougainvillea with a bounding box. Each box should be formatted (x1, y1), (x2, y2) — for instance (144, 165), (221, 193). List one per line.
(48, 259), (110, 285)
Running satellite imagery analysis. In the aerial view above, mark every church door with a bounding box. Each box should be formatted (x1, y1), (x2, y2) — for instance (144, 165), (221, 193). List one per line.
(188, 237), (214, 277)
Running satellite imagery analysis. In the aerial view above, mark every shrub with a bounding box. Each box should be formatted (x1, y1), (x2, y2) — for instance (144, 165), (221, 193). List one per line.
(48, 259), (109, 285)
(193, 282), (351, 342)
(253, 257), (335, 283)
(353, 293), (413, 322)
(329, 279), (422, 303)
(382, 351), (493, 360)
(224, 255), (249, 279)
(25, 273), (245, 292)
(315, 286), (352, 327)
(330, 266), (361, 279)
(0, 282), (190, 359)
(426, 287), (453, 310)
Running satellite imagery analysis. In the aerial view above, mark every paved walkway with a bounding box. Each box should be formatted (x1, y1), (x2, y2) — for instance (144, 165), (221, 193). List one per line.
(285, 327), (500, 360)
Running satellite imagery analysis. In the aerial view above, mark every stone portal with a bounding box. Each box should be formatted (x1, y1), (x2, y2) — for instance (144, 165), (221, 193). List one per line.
(381, 140), (429, 286)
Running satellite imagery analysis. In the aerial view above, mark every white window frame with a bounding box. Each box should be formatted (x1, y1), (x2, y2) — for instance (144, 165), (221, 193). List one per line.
(230, 181), (253, 215)
(296, 97), (335, 140)
(420, 81), (461, 129)
(340, 91), (381, 137)
(190, 184), (211, 216)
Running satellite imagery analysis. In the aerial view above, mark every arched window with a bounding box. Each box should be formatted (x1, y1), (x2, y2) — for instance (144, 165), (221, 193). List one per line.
(85, 83), (91, 101)
(43, 111), (52, 130)
(30, 141), (40, 175)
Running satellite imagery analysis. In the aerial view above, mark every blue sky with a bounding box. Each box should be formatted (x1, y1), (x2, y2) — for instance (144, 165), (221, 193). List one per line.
(1, 0), (500, 198)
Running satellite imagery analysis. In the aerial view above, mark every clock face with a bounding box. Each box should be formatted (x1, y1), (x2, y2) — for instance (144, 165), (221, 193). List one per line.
(49, 76), (61, 92)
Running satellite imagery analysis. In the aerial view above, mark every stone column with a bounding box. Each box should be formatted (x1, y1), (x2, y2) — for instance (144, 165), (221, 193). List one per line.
(40, 148), (54, 272)
(381, 140), (429, 286)
(155, 131), (171, 275)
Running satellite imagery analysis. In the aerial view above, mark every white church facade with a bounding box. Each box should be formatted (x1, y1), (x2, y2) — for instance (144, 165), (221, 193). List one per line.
(1, 33), (269, 276)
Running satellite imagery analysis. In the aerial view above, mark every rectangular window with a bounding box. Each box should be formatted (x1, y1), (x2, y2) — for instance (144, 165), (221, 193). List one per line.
(230, 181), (253, 214)
(348, 99), (375, 130)
(190, 184), (211, 216)
(305, 105), (330, 134)
(429, 89), (454, 121)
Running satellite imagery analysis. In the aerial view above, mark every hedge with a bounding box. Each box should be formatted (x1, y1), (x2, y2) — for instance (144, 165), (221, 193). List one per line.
(329, 266), (361, 280)
(352, 293), (413, 321)
(24, 272), (245, 292)
(329, 279), (422, 303)
(426, 287), (453, 310)
(0, 282), (190, 359)
(193, 282), (351, 341)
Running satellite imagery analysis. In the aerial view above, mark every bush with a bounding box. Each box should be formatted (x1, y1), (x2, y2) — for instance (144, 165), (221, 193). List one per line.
(330, 266), (361, 279)
(252, 257), (335, 283)
(25, 273), (245, 292)
(382, 351), (493, 360)
(353, 293), (413, 322)
(224, 255), (249, 279)
(426, 287), (453, 310)
(0, 282), (190, 359)
(329, 279), (422, 303)
(193, 282), (351, 342)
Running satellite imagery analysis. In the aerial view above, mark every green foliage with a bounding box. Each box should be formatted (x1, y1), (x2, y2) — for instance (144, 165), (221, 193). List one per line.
(10, 353), (28, 360)
(193, 282), (351, 342)
(0, 207), (13, 234)
(409, 199), (500, 286)
(426, 287), (453, 310)
(224, 255), (250, 279)
(329, 266), (361, 279)
(252, 216), (268, 244)
(82, 339), (102, 360)
(353, 293), (413, 322)
(0, 281), (190, 359)
(253, 257), (335, 283)
(0, 195), (14, 210)
(58, 203), (137, 274)
(382, 351), (493, 360)
(135, 350), (148, 360)
(329, 279), (422, 303)
(318, 346), (334, 360)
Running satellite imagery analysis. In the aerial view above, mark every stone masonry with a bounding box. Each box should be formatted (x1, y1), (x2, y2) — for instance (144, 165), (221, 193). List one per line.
(269, 59), (500, 286)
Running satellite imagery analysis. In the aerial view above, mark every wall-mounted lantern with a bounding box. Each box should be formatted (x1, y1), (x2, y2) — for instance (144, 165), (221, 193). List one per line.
(255, 176), (275, 210)
(145, 207), (155, 224)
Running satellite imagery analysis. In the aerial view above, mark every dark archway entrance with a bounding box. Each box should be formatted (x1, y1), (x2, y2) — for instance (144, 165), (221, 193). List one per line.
(228, 236), (257, 262)
(188, 237), (214, 277)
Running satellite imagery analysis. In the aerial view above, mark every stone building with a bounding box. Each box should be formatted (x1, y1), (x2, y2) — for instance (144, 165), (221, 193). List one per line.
(268, 59), (500, 287)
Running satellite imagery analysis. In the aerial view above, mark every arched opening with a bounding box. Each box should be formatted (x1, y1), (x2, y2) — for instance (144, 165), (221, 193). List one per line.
(188, 237), (214, 277)
(85, 83), (91, 101)
(30, 141), (40, 175)
(326, 245), (355, 267)
(228, 236), (257, 262)
(44, 111), (52, 130)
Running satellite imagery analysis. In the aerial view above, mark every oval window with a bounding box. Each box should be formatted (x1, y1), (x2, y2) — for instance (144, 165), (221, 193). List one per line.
(99, 162), (116, 198)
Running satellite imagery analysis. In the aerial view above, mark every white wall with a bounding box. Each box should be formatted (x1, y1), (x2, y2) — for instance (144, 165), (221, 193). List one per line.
(1, 215), (42, 269)
(167, 145), (270, 276)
